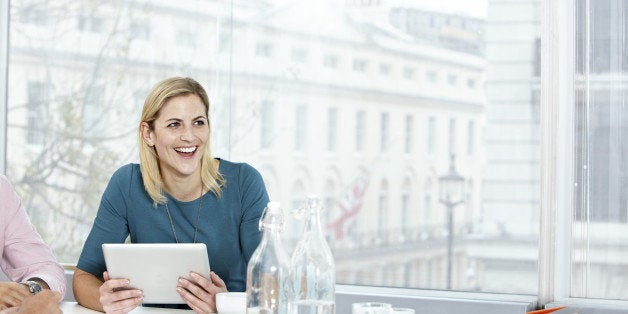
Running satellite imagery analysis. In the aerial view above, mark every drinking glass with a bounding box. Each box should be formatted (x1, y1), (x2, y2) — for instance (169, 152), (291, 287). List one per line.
(352, 302), (393, 314)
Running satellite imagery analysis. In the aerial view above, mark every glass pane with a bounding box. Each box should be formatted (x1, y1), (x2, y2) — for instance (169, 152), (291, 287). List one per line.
(222, 0), (541, 295)
(572, 0), (628, 300)
(7, 0), (542, 295)
(7, 0), (232, 261)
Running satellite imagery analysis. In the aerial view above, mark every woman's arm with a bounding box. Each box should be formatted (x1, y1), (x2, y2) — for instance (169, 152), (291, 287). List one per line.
(72, 268), (105, 312)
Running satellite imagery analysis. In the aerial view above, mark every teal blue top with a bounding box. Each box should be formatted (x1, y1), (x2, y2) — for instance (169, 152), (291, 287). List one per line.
(77, 159), (270, 293)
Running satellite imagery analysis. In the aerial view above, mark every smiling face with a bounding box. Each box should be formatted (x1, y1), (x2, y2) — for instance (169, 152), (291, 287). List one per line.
(141, 93), (209, 183)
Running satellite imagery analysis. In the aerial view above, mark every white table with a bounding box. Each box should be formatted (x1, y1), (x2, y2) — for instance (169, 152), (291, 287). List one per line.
(60, 302), (194, 313)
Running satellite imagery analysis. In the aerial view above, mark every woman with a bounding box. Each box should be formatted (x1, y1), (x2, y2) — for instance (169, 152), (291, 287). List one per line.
(73, 77), (270, 313)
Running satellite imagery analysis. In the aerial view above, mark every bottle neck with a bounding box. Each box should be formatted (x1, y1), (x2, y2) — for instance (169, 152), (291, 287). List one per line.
(303, 207), (323, 235)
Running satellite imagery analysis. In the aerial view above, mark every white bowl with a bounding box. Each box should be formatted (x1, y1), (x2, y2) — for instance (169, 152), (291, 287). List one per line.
(216, 292), (246, 314)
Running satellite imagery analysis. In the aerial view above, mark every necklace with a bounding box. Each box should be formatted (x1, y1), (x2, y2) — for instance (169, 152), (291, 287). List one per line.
(165, 188), (203, 243)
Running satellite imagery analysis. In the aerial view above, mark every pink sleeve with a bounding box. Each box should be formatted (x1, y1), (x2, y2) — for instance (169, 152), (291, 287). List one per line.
(0, 175), (67, 297)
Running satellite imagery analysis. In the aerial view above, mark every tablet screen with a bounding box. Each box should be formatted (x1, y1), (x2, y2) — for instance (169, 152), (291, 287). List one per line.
(102, 243), (211, 304)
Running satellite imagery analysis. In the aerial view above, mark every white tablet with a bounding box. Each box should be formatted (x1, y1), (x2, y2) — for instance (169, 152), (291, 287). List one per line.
(102, 243), (211, 304)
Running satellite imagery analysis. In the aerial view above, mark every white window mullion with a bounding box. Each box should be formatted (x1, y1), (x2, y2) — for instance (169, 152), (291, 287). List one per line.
(0, 0), (8, 174)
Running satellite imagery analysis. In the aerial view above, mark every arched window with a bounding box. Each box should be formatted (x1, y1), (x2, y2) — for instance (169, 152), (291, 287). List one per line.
(378, 179), (389, 238)
(401, 177), (412, 236)
(423, 178), (433, 230)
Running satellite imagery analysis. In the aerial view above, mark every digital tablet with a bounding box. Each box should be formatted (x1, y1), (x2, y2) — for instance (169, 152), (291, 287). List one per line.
(102, 243), (211, 304)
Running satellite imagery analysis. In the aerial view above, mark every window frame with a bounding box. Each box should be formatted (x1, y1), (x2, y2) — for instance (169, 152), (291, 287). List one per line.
(0, 0), (7, 174)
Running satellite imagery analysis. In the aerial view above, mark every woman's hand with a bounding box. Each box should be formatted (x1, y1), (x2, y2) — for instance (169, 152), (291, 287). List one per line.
(98, 271), (143, 314)
(0, 282), (30, 310)
(177, 271), (228, 313)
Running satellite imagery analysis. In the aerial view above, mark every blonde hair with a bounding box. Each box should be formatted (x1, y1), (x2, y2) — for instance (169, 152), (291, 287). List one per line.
(138, 77), (224, 205)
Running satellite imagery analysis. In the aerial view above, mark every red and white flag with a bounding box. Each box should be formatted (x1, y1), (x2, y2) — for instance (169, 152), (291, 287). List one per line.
(326, 175), (369, 240)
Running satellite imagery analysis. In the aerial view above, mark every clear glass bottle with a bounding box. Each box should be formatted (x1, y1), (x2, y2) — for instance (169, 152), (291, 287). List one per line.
(288, 195), (336, 314)
(247, 201), (290, 314)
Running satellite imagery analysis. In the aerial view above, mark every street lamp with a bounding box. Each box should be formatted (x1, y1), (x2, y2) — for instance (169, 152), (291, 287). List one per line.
(438, 153), (465, 290)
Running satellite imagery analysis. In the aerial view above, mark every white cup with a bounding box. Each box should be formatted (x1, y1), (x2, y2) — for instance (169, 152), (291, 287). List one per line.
(216, 292), (246, 314)
(352, 302), (393, 314)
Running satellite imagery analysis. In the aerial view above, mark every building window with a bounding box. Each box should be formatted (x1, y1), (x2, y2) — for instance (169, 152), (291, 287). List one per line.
(380, 112), (389, 153)
(323, 54), (339, 68)
(353, 59), (368, 72)
(256, 42), (273, 58)
(466, 121), (475, 156)
(355, 110), (366, 152)
(401, 178), (411, 234)
(447, 74), (458, 85)
(218, 33), (231, 53)
(295, 104), (307, 151)
(26, 82), (49, 145)
(426, 70), (438, 83)
(78, 15), (104, 33)
(323, 178), (336, 229)
(176, 29), (196, 47)
(403, 67), (416, 79)
(82, 86), (104, 138)
(130, 20), (149, 40)
(327, 107), (338, 152)
(423, 178), (432, 228)
(379, 63), (391, 75)
(291, 48), (308, 63)
(378, 179), (389, 238)
(467, 78), (476, 88)
(427, 116), (436, 155)
(405, 114), (414, 154)
(448, 118), (457, 154)
(260, 101), (274, 149)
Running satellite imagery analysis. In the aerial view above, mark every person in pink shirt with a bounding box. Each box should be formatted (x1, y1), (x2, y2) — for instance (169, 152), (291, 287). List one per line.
(0, 174), (66, 312)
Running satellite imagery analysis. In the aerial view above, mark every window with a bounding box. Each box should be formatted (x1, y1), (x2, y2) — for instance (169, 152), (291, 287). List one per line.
(380, 112), (389, 153)
(323, 54), (338, 68)
(255, 42), (273, 58)
(291, 48), (307, 63)
(353, 59), (368, 72)
(447, 73), (457, 85)
(26, 82), (49, 145)
(378, 179), (389, 238)
(401, 178), (411, 234)
(130, 20), (149, 40)
(404, 114), (413, 154)
(218, 33), (231, 54)
(78, 15), (104, 33)
(5, 0), (628, 311)
(323, 178), (336, 229)
(403, 66), (415, 79)
(427, 116), (436, 155)
(423, 178), (433, 229)
(466, 78), (476, 88)
(379, 63), (391, 75)
(327, 107), (338, 152)
(466, 120), (475, 156)
(176, 29), (196, 47)
(426, 70), (437, 83)
(355, 110), (365, 152)
(569, 0), (628, 300)
(260, 101), (274, 149)
(294, 104), (307, 151)
(83, 85), (105, 138)
(448, 118), (456, 154)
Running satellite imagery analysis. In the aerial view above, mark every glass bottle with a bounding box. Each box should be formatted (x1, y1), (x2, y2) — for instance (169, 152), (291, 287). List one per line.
(247, 201), (290, 314)
(288, 195), (336, 314)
